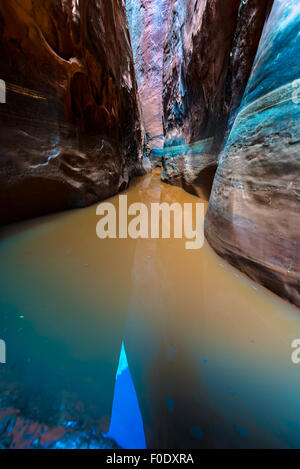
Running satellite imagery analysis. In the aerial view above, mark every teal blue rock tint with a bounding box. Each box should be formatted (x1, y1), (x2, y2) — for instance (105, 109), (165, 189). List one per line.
(206, 0), (300, 307)
(161, 0), (271, 198)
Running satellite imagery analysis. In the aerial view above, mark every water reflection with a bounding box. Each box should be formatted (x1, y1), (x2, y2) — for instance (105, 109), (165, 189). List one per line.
(106, 342), (146, 449)
(0, 170), (299, 449)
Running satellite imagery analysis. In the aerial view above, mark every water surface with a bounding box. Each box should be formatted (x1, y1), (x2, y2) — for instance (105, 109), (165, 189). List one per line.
(0, 170), (299, 449)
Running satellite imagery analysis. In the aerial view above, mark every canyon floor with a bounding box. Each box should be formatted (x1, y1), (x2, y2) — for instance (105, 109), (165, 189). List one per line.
(0, 170), (300, 449)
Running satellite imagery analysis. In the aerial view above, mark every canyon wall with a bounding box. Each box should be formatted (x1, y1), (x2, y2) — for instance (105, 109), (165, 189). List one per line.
(162, 0), (273, 198)
(206, 0), (300, 307)
(0, 0), (150, 225)
(127, 0), (171, 159)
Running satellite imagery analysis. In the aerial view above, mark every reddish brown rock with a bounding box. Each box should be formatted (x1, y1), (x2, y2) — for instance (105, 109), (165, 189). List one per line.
(162, 0), (273, 199)
(127, 0), (171, 157)
(0, 0), (150, 225)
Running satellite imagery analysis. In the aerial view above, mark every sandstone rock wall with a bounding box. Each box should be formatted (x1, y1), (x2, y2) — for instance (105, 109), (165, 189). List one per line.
(127, 0), (171, 156)
(206, 0), (300, 307)
(162, 0), (273, 199)
(0, 0), (150, 225)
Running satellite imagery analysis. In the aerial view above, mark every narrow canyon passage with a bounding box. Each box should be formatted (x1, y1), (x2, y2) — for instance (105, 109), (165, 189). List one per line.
(0, 171), (299, 449)
(0, 0), (299, 453)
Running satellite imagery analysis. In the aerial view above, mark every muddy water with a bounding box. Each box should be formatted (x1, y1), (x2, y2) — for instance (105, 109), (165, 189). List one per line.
(0, 170), (300, 449)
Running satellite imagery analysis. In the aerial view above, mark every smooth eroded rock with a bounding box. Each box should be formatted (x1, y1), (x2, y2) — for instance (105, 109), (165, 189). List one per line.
(0, 0), (150, 225)
(162, 0), (273, 198)
(205, 0), (300, 307)
(127, 0), (171, 162)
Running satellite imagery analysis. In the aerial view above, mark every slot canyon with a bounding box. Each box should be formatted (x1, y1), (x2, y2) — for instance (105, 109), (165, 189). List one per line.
(0, 0), (299, 450)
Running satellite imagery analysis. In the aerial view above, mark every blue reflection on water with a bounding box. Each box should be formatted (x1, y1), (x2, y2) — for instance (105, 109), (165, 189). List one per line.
(106, 342), (147, 449)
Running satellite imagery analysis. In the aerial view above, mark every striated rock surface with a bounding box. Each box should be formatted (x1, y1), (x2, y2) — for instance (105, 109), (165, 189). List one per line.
(206, 0), (300, 307)
(162, 0), (273, 199)
(0, 0), (150, 225)
(127, 0), (171, 159)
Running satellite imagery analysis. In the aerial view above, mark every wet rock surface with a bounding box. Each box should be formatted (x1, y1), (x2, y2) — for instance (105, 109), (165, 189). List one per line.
(162, 0), (273, 198)
(206, 0), (300, 307)
(127, 0), (171, 159)
(0, 0), (150, 225)
(0, 409), (119, 449)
